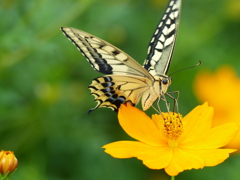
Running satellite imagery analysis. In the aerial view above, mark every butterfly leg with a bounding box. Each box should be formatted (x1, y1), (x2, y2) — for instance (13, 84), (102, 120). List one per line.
(166, 91), (180, 113)
(151, 96), (169, 114)
(151, 97), (162, 114)
(159, 94), (171, 112)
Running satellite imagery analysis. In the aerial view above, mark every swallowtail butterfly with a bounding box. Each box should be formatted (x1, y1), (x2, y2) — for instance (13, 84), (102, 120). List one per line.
(61, 0), (181, 113)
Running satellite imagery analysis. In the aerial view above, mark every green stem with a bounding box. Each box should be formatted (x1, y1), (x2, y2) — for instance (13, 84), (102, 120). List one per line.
(171, 176), (175, 180)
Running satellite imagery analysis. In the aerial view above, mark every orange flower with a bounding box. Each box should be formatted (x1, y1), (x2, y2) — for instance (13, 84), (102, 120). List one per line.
(194, 66), (240, 149)
(0, 150), (18, 178)
(102, 103), (238, 176)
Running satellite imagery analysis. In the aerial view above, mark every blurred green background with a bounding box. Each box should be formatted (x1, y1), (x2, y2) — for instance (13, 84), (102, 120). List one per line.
(1, 0), (240, 179)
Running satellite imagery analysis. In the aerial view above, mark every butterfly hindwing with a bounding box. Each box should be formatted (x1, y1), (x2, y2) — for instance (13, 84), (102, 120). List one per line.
(89, 75), (159, 112)
(143, 0), (181, 77)
(89, 75), (151, 111)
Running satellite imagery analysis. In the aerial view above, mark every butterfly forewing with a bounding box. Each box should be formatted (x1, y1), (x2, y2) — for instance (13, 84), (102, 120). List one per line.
(143, 0), (181, 77)
(61, 28), (152, 77)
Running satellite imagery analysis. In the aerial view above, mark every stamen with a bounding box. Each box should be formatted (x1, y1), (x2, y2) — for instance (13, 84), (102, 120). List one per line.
(162, 112), (183, 143)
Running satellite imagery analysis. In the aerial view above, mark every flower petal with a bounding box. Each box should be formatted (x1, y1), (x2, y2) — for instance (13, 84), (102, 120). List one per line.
(118, 103), (165, 146)
(182, 122), (239, 149)
(225, 127), (240, 149)
(102, 141), (172, 169)
(180, 102), (213, 143)
(188, 148), (236, 166)
(102, 141), (136, 158)
(165, 148), (236, 176)
(165, 148), (204, 176)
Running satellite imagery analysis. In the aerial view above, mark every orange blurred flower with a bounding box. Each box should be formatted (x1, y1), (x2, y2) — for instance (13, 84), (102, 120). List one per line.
(194, 66), (240, 149)
(0, 150), (18, 178)
(102, 103), (238, 176)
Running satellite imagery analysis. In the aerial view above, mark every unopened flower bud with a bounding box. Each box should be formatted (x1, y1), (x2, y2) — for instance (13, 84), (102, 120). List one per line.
(0, 150), (18, 178)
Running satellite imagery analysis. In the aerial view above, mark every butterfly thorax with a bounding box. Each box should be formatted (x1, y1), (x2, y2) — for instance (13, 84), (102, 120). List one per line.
(140, 74), (171, 111)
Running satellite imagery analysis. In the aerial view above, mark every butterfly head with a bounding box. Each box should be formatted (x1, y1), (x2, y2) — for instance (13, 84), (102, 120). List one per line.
(158, 75), (172, 94)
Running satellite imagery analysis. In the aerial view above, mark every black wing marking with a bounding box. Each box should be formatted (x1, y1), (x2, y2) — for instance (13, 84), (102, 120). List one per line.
(88, 75), (153, 112)
(61, 27), (153, 78)
(143, 0), (181, 76)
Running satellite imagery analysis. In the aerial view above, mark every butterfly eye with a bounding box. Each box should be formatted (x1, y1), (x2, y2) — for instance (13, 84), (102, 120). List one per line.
(162, 79), (168, 85)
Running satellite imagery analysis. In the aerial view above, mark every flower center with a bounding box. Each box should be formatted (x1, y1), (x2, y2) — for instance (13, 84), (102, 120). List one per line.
(162, 112), (183, 148)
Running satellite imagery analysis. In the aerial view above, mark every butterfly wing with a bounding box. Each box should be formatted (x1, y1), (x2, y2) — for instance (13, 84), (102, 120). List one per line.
(61, 27), (151, 77)
(61, 27), (160, 112)
(88, 75), (158, 112)
(143, 0), (181, 77)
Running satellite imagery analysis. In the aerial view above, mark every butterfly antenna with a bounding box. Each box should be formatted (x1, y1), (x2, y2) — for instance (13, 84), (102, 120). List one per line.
(169, 60), (202, 76)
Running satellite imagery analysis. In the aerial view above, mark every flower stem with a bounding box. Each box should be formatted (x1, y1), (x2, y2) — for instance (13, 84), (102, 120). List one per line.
(171, 176), (175, 180)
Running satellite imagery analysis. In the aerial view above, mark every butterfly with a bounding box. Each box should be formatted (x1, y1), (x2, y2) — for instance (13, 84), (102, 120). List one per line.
(61, 0), (181, 113)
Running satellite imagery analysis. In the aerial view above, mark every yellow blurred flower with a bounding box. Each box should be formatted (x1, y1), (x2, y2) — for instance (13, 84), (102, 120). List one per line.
(225, 0), (240, 22)
(194, 66), (240, 149)
(102, 103), (238, 176)
(0, 150), (18, 178)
